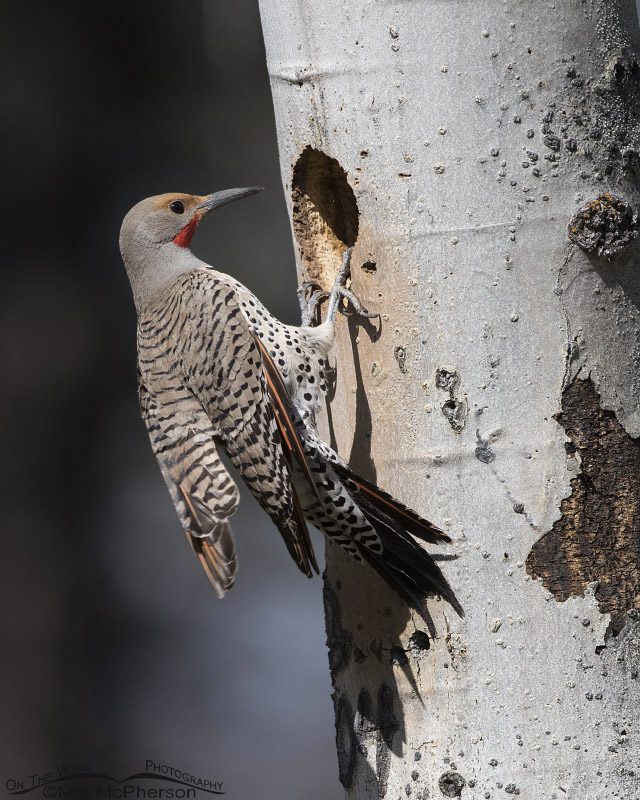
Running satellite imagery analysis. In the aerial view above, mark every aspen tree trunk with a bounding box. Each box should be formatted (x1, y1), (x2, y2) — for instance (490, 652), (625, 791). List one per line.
(258, 1), (640, 796)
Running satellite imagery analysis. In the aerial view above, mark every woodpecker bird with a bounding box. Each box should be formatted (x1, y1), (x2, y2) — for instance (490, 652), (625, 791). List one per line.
(119, 189), (461, 622)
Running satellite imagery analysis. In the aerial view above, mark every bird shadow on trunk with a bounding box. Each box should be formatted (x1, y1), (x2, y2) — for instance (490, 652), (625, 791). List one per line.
(323, 312), (442, 794)
(323, 308), (380, 460)
(346, 312), (379, 479)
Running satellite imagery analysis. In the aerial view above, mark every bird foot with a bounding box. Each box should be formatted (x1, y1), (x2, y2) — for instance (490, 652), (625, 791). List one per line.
(298, 282), (330, 327)
(325, 247), (379, 325)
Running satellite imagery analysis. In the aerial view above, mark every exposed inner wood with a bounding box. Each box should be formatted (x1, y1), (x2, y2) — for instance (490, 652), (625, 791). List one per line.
(526, 376), (640, 634)
(291, 146), (359, 283)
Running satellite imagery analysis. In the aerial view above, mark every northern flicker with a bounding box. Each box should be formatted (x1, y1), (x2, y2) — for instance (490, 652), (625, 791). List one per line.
(119, 189), (461, 622)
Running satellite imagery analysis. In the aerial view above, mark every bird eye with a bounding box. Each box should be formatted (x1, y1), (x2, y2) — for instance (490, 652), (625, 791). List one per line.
(169, 200), (185, 214)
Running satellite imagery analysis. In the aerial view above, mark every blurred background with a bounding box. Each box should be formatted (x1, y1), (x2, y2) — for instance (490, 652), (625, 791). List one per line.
(2, 1), (339, 797)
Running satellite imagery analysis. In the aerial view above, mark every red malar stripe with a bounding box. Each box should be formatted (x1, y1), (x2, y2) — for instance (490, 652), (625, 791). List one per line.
(173, 217), (200, 248)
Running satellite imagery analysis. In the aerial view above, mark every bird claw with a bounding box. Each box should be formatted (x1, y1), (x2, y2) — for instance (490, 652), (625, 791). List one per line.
(335, 287), (379, 320)
(299, 248), (380, 327)
(326, 247), (380, 325)
(298, 280), (324, 297)
(298, 282), (330, 327)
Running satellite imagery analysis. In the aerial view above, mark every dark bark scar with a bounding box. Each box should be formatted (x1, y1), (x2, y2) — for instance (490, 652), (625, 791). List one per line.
(526, 376), (640, 634)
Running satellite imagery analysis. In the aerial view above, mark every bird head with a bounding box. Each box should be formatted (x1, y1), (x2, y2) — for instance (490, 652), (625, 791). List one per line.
(119, 188), (263, 312)
(120, 188), (263, 252)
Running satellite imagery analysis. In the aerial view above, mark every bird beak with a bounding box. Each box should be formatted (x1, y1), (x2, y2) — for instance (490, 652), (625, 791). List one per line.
(196, 187), (264, 217)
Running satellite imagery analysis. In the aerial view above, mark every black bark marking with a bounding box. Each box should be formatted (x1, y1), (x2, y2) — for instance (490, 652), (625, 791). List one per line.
(409, 630), (431, 657)
(567, 193), (638, 258)
(614, 59), (640, 86)
(332, 682), (400, 795)
(526, 376), (640, 634)
(438, 771), (465, 796)
(375, 684), (399, 798)
(390, 646), (409, 666)
(442, 399), (466, 431)
(334, 694), (358, 788)
(435, 368), (467, 432)
(354, 688), (376, 755)
(370, 636), (383, 661)
(394, 345), (408, 374)
(475, 430), (496, 463)
(323, 583), (353, 677)
(435, 367), (459, 394)
(361, 259), (377, 274)
(354, 645), (367, 663)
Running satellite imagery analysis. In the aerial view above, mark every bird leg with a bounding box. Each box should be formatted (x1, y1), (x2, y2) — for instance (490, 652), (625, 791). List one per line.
(325, 247), (379, 325)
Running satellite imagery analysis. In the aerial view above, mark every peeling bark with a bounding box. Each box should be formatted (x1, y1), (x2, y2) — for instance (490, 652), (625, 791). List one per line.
(527, 375), (640, 634)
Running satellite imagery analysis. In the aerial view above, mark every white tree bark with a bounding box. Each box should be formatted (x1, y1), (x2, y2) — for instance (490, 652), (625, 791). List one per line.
(259, 1), (640, 797)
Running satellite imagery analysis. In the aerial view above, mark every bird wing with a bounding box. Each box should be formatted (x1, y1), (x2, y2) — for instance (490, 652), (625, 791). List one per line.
(178, 277), (318, 578)
(252, 333), (321, 503)
(138, 376), (239, 597)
